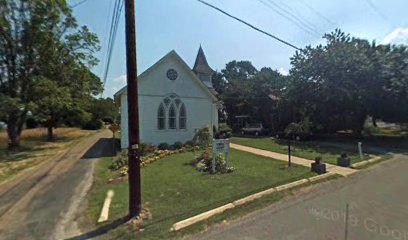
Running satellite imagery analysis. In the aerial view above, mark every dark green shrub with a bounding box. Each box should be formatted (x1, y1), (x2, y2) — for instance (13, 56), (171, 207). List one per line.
(140, 143), (157, 156)
(215, 123), (232, 139)
(184, 140), (195, 147)
(173, 141), (183, 149)
(158, 142), (170, 150)
(110, 150), (128, 170)
(82, 119), (104, 130)
(192, 127), (211, 146)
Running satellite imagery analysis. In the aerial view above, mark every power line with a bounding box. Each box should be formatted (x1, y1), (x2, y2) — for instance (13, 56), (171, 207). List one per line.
(260, 0), (322, 38)
(102, 0), (124, 92)
(71, 0), (89, 8)
(297, 0), (336, 27)
(365, 0), (397, 29)
(196, 0), (301, 51)
(274, 0), (326, 32)
(99, 0), (115, 80)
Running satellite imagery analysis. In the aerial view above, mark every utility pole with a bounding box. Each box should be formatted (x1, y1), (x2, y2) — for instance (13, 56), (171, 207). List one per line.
(288, 139), (292, 168)
(125, 0), (141, 217)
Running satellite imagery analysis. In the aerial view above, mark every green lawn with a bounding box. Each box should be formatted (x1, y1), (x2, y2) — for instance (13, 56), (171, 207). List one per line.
(231, 137), (370, 165)
(88, 149), (316, 239)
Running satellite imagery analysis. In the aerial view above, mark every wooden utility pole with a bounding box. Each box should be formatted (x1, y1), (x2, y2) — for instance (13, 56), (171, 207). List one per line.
(125, 0), (141, 217)
(288, 139), (292, 168)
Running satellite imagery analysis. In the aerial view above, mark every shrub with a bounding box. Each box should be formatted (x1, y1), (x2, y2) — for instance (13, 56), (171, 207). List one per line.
(192, 127), (212, 146)
(140, 143), (157, 156)
(110, 150), (128, 170)
(82, 119), (104, 130)
(284, 119), (312, 140)
(158, 142), (170, 150)
(184, 140), (195, 147)
(173, 141), (183, 149)
(214, 123), (232, 139)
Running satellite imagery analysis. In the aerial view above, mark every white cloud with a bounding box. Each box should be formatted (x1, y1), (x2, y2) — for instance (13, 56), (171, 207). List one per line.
(101, 74), (127, 98)
(113, 74), (127, 85)
(381, 28), (408, 45)
(278, 67), (289, 76)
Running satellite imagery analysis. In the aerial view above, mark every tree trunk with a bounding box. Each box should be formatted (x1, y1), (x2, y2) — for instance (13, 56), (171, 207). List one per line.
(7, 122), (20, 150)
(372, 117), (378, 127)
(7, 113), (24, 150)
(47, 126), (54, 141)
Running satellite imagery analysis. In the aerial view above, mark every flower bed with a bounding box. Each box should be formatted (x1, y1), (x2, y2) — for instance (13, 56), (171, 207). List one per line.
(193, 148), (234, 174)
(110, 145), (202, 175)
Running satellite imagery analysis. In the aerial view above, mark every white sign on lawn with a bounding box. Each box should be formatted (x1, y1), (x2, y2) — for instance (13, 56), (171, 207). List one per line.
(211, 139), (230, 173)
(212, 139), (230, 153)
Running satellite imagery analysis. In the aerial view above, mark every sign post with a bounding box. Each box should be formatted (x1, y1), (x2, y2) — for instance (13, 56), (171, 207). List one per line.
(212, 139), (230, 173)
(358, 142), (363, 160)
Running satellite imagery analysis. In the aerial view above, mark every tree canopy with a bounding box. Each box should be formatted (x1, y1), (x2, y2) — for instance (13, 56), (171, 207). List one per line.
(286, 29), (408, 136)
(0, 0), (102, 147)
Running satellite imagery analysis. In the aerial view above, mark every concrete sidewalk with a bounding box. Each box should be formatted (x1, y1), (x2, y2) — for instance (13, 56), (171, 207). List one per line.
(231, 143), (358, 176)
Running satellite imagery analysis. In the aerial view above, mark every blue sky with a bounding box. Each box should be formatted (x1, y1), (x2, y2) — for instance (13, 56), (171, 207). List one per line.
(70, 0), (408, 98)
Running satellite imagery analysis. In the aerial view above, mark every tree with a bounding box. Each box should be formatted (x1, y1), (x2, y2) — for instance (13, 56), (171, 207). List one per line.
(89, 97), (118, 123)
(287, 29), (408, 136)
(0, 0), (101, 148)
(218, 61), (286, 130)
(31, 77), (72, 140)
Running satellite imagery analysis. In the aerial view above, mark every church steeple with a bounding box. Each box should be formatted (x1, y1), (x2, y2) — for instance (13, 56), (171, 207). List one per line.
(193, 46), (214, 88)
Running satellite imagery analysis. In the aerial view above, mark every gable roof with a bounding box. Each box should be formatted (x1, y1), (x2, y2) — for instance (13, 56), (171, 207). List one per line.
(114, 50), (218, 103)
(193, 46), (215, 75)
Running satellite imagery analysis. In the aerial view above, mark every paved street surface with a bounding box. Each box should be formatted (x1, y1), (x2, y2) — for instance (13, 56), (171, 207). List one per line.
(230, 143), (358, 176)
(190, 154), (408, 240)
(0, 129), (113, 240)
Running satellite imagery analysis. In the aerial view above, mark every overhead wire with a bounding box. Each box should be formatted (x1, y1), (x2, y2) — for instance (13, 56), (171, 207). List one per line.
(71, 0), (89, 8)
(196, 0), (301, 51)
(296, 0), (336, 27)
(365, 0), (397, 29)
(258, 0), (321, 38)
(102, 0), (124, 93)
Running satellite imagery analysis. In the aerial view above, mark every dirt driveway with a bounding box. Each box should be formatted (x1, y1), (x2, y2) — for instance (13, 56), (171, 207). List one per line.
(0, 129), (114, 240)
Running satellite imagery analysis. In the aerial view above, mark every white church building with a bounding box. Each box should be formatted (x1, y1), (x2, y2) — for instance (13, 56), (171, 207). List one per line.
(114, 47), (219, 148)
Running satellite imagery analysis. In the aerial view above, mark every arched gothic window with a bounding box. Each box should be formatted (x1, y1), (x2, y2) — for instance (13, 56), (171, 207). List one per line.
(179, 103), (186, 129)
(169, 103), (176, 129)
(158, 103), (165, 130)
(157, 94), (186, 130)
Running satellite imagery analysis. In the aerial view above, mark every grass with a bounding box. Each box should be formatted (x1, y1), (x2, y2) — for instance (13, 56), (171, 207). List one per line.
(87, 149), (316, 239)
(0, 128), (95, 183)
(231, 137), (370, 165)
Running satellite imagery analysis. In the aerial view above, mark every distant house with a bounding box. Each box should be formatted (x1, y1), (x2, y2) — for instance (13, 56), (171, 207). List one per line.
(114, 47), (219, 148)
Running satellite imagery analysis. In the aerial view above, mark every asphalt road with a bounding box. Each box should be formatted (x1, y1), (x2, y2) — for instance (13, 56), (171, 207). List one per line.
(0, 130), (113, 240)
(190, 154), (408, 240)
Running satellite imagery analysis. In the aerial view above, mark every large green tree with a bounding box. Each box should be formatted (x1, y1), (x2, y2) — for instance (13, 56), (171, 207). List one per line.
(218, 61), (285, 130)
(0, 0), (101, 148)
(287, 29), (408, 136)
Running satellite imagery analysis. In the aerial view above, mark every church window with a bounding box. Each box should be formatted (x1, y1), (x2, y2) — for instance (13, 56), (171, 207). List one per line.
(169, 104), (176, 129)
(179, 104), (186, 129)
(158, 103), (165, 130)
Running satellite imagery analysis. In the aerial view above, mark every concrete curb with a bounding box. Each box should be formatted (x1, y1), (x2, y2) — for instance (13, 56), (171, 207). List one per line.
(98, 190), (115, 223)
(351, 156), (382, 168)
(170, 173), (337, 232)
(232, 188), (276, 207)
(308, 172), (335, 182)
(275, 179), (309, 192)
(170, 203), (235, 231)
